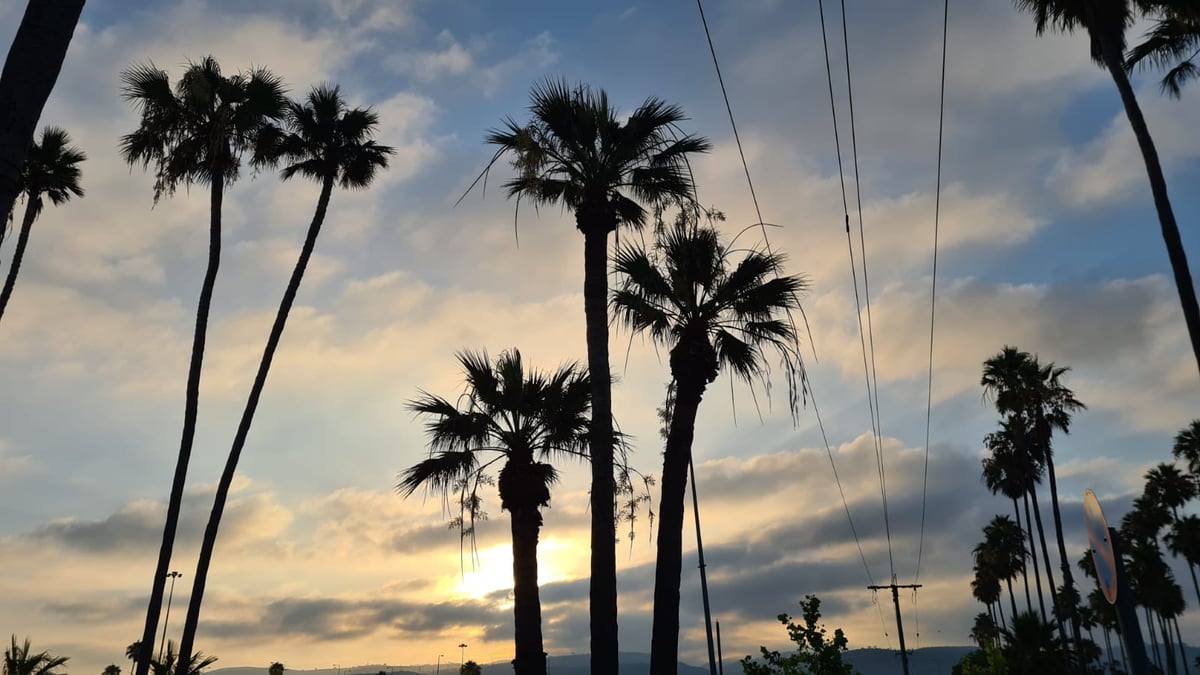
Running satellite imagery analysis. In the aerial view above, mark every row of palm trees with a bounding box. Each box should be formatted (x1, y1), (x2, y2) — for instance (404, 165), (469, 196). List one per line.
(111, 57), (396, 675)
(398, 143), (807, 675)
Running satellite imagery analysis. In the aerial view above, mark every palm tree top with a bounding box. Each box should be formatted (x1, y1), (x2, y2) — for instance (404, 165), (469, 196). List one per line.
(613, 213), (808, 410)
(119, 55), (287, 201)
(1125, 1), (1200, 97)
(1013, 0), (1135, 61)
(19, 126), (85, 219)
(5, 636), (69, 675)
(475, 78), (711, 234)
(397, 348), (592, 503)
(271, 84), (395, 189)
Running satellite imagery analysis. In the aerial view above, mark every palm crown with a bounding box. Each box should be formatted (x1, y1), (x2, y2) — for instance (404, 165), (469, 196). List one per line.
(1014, 0), (1135, 61)
(18, 126), (84, 221)
(483, 79), (711, 235)
(399, 349), (591, 518)
(3, 637), (68, 675)
(613, 214), (807, 406)
(1125, 0), (1200, 97)
(119, 55), (287, 201)
(271, 84), (394, 189)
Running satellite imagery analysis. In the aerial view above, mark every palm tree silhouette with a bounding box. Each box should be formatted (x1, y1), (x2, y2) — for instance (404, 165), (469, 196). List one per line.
(120, 55), (287, 675)
(481, 78), (710, 671)
(973, 561), (1006, 631)
(3, 637), (68, 675)
(982, 346), (1085, 653)
(1000, 612), (1065, 675)
(1172, 419), (1200, 474)
(1165, 514), (1200, 605)
(1126, 0), (1200, 97)
(399, 349), (590, 675)
(0, 0), (85, 222)
(0, 126), (85, 323)
(150, 642), (216, 675)
(175, 84), (391, 669)
(982, 428), (1044, 619)
(976, 515), (1028, 619)
(612, 213), (805, 673)
(1014, 0), (1200, 379)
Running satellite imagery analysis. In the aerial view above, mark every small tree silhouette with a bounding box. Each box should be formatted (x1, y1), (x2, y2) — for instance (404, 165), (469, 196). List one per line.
(740, 596), (857, 675)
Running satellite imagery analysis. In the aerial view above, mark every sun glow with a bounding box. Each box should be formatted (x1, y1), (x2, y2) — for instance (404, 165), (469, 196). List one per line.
(447, 539), (578, 600)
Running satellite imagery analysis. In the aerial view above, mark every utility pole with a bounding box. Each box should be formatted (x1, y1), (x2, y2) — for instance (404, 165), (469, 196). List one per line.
(867, 580), (921, 675)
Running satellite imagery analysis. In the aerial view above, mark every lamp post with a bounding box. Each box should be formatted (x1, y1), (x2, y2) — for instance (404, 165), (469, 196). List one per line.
(457, 644), (466, 669)
(158, 571), (182, 660)
(435, 655), (442, 675)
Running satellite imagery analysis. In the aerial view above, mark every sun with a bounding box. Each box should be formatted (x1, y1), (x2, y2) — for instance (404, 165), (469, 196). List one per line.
(449, 539), (575, 600)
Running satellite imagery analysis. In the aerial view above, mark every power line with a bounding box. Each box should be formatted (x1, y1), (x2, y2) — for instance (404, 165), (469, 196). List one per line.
(692, 0), (879, 599)
(915, 0), (951, 587)
(837, 0), (895, 582)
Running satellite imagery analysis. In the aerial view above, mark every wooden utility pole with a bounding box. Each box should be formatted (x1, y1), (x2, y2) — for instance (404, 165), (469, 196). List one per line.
(867, 580), (922, 675)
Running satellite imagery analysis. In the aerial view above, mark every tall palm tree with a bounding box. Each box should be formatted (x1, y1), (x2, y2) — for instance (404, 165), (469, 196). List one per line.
(1001, 612), (1068, 675)
(1126, 0), (1200, 97)
(174, 84), (391, 670)
(399, 349), (590, 675)
(611, 216), (805, 673)
(125, 643), (141, 675)
(0, 126), (85, 322)
(120, 56), (287, 675)
(3, 637), (67, 675)
(982, 347), (1085, 652)
(971, 613), (1000, 649)
(0, 0), (86, 222)
(1014, 0), (1200, 379)
(482, 79), (710, 672)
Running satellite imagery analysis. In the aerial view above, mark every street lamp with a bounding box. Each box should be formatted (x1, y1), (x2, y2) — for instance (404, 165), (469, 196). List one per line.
(158, 571), (182, 660)
(434, 655), (442, 675)
(457, 644), (467, 669)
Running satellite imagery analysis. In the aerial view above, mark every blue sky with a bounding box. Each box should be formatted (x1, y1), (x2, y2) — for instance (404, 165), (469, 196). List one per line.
(1, 0), (1198, 672)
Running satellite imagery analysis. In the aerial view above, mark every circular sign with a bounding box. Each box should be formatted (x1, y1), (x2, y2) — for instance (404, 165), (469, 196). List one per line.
(1084, 489), (1118, 604)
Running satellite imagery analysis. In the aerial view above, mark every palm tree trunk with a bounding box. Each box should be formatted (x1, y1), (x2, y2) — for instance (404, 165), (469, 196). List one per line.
(0, 197), (37, 322)
(1042, 453), (1084, 653)
(582, 226), (618, 674)
(1159, 612), (1177, 675)
(1146, 606), (1163, 672)
(1102, 626), (1114, 675)
(1005, 576), (1019, 620)
(1174, 616), (1189, 675)
(997, 601), (1007, 633)
(1013, 498), (1033, 615)
(1022, 492), (1047, 621)
(1096, 27), (1200, 380)
(176, 175), (334, 669)
(1029, 487), (1065, 643)
(135, 175), (224, 675)
(1187, 560), (1200, 608)
(0, 0), (86, 222)
(510, 504), (547, 675)
(650, 373), (705, 675)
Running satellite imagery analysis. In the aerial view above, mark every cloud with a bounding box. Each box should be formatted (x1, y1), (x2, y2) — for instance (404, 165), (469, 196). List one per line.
(0, 441), (36, 477)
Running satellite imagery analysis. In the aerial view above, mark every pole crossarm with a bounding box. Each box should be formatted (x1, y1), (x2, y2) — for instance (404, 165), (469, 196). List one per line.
(866, 583), (923, 675)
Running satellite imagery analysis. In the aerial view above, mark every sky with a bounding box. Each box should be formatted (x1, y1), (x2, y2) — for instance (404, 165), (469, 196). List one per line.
(1, 0), (1199, 672)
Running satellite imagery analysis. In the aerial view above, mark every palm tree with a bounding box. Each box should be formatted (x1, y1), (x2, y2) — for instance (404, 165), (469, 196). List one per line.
(3, 637), (68, 675)
(120, 55), (287, 675)
(268, 664), (283, 675)
(174, 84), (391, 670)
(981, 347), (1085, 652)
(977, 516), (1029, 619)
(460, 663), (481, 675)
(1126, 0), (1200, 97)
(1001, 612), (1068, 675)
(0, 126), (85, 322)
(0, 0), (85, 222)
(971, 613), (1000, 649)
(1172, 419), (1200, 475)
(125, 643), (141, 675)
(982, 428), (1045, 619)
(1166, 514), (1200, 605)
(611, 215), (805, 673)
(103, 666), (121, 675)
(151, 642), (216, 675)
(973, 561), (1007, 631)
(481, 79), (710, 671)
(399, 349), (590, 675)
(1014, 0), (1200, 380)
